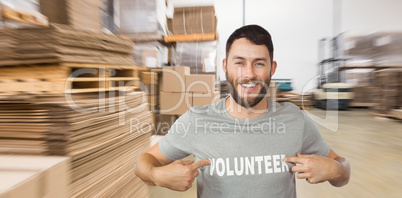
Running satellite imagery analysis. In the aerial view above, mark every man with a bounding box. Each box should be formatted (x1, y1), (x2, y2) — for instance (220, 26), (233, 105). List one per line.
(135, 25), (350, 197)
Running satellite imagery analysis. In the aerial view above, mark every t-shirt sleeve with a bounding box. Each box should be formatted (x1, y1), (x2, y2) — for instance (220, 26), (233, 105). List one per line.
(158, 111), (193, 160)
(301, 112), (330, 157)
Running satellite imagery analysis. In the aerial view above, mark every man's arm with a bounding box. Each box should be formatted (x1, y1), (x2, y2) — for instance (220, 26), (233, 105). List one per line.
(134, 143), (210, 191)
(326, 149), (350, 187)
(285, 149), (350, 187)
(134, 143), (173, 185)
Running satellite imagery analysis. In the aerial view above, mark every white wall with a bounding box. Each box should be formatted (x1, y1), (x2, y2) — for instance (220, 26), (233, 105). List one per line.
(242, 0), (333, 92)
(341, 0), (402, 35)
(168, 0), (402, 92)
(214, 0), (244, 81)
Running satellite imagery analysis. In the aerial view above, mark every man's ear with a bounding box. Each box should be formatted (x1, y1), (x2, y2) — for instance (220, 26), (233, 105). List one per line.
(271, 61), (277, 77)
(223, 58), (227, 73)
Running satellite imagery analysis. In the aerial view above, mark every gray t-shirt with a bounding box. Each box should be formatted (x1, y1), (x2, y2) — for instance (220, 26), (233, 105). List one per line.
(159, 97), (330, 198)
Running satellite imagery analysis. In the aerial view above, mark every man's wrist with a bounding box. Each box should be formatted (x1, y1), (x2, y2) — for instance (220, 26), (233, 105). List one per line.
(150, 166), (159, 186)
(329, 158), (343, 186)
(332, 160), (342, 180)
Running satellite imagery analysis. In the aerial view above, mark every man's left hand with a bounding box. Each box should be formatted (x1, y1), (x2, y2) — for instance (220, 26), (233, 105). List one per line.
(285, 153), (341, 184)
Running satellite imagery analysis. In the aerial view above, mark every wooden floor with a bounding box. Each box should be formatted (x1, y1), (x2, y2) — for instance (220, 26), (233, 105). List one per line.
(148, 108), (402, 198)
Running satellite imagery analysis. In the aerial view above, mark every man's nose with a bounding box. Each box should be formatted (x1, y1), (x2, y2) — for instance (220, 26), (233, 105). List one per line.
(240, 63), (256, 80)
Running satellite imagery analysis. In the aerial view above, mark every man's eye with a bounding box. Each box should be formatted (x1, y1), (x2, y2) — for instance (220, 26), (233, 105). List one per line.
(256, 63), (264, 66)
(235, 62), (243, 65)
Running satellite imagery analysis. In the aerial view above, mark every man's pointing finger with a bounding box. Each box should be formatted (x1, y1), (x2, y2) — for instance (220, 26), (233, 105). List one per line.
(296, 153), (310, 158)
(191, 159), (211, 169)
(285, 156), (304, 164)
(181, 160), (194, 165)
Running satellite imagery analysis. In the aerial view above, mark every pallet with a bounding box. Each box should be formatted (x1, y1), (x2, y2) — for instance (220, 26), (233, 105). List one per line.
(299, 106), (311, 111)
(275, 98), (291, 102)
(337, 65), (375, 71)
(164, 33), (217, 42)
(1, 5), (48, 27)
(389, 109), (402, 120)
(375, 64), (402, 68)
(0, 63), (140, 94)
(369, 112), (398, 119)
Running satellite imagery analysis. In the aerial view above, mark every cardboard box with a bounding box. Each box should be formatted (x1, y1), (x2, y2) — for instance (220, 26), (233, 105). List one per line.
(148, 95), (158, 105)
(167, 17), (173, 35)
(0, 170), (42, 198)
(141, 72), (158, 85)
(0, 155), (70, 198)
(159, 92), (192, 115)
(40, 0), (102, 32)
(154, 114), (178, 135)
(192, 91), (220, 107)
(373, 32), (402, 66)
(172, 6), (216, 34)
(141, 84), (159, 95)
(174, 66), (191, 77)
(162, 66), (190, 92)
(185, 74), (215, 93)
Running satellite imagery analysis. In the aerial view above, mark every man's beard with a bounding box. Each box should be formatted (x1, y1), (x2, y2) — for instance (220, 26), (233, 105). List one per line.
(225, 71), (271, 108)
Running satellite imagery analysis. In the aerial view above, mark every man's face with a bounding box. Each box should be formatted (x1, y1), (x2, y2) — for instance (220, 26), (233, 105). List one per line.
(224, 38), (277, 108)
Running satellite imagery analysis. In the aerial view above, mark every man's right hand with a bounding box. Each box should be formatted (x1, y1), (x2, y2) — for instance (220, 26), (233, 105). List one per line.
(151, 159), (211, 192)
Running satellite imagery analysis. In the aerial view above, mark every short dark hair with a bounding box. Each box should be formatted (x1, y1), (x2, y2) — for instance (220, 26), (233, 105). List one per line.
(225, 24), (274, 62)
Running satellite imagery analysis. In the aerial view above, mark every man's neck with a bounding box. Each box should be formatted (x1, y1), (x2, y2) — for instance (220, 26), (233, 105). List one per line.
(225, 96), (268, 119)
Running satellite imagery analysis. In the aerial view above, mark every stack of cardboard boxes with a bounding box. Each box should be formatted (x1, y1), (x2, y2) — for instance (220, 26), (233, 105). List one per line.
(372, 68), (402, 114)
(172, 6), (217, 35)
(40, 0), (102, 32)
(340, 32), (402, 67)
(140, 71), (159, 111)
(0, 1), (154, 197)
(351, 85), (373, 106)
(372, 32), (402, 67)
(160, 66), (192, 115)
(169, 5), (218, 74)
(340, 35), (375, 67)
(339, 32), (402, 111)
(346, 70), (375, 107)
(0, 24), (134, 65)
(0, 92), (153, 197)
(157, 66), (219, 132)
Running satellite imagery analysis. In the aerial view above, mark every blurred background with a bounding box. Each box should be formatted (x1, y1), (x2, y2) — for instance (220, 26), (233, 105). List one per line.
(0, 0), (401, 198)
